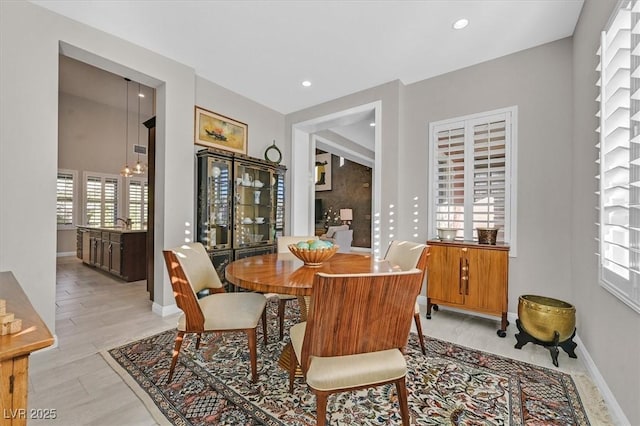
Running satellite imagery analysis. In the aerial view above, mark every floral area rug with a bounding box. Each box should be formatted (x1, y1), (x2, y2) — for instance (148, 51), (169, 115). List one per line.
(104, 300), (591, 425)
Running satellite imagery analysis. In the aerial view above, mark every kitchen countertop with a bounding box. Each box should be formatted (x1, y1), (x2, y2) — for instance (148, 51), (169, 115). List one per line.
(77, 225), (147, 234)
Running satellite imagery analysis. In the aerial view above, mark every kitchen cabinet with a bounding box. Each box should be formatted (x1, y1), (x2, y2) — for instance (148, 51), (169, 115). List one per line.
(196, 148), (286, 291)
(426, 240), (510, 337)
(77, 227), (146, 282)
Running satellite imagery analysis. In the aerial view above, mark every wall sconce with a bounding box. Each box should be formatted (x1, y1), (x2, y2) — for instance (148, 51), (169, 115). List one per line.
(340, 208), (353, 226)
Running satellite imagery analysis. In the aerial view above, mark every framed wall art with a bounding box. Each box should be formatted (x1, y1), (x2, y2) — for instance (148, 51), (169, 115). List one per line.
(315, 152), (332, 191)
(195, 106), (247, 154)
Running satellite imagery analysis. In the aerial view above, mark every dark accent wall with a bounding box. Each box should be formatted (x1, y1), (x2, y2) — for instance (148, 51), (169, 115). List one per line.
(315, 153), (372, 248)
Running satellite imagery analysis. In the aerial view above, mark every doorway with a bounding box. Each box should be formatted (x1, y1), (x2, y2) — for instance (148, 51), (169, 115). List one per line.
(290, 101), (382, 256)
(57, 53), (157, 301)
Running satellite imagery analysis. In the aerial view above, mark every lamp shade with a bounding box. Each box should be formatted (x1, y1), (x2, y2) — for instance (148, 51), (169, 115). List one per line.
(340, 209), (353, 221)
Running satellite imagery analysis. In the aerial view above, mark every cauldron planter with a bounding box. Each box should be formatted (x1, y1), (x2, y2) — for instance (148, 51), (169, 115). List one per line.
(514, 295), (578, 367)
(518, 295), (575, 341)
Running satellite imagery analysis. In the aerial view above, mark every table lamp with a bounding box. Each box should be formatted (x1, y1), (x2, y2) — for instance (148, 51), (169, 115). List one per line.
(340, 208), (353, 226)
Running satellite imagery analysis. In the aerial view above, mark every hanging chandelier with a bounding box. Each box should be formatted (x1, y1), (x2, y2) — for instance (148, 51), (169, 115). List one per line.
(120, 77), (133, 177)
(132, 81), (146, 175)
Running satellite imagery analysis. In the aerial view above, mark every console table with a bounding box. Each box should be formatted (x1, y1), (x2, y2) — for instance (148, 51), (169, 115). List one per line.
(0, 271), (54, 426)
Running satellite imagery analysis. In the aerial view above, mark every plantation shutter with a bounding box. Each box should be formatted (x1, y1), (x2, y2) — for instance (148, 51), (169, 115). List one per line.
(85, 174), (119, 227)
(86, 177), (103, 226)
(471, 117), (507, 241)
(597, 0), (640, 313)
(104, 178), (118, 227)
(128, 179), (149, 227)
(56, 171), (74, 226)
(434, 125), (465, 235)
(430, 108), (514, 245)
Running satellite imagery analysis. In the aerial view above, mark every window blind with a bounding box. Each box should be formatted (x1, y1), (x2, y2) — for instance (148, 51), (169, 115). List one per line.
(435, 126), (465, 238)
(597, 0), (640, 313)
(84, 174), (119, 227)
(472, 119), (507, 241)
(56, 171), (74, 226)
(430, 107), (515, 245)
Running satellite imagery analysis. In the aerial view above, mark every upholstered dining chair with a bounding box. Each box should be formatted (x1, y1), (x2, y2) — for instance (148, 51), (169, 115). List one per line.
(384, 240), (430, 355)
(162, 242), (268, 383)
(273, 235), (318, 340)
(287, 269), (423, 426)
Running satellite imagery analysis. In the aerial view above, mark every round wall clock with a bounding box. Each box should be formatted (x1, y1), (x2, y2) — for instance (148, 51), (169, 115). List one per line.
(264, 140), (282, 164)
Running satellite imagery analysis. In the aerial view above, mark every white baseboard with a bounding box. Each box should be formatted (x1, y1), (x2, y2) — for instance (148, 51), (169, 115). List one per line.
(151, 302), (181, 317)
(574, 335), (630, 426)
(56, 252), (76, 257)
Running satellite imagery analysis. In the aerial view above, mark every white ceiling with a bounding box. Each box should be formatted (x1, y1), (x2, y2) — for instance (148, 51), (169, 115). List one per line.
(32, 0), (584, 115)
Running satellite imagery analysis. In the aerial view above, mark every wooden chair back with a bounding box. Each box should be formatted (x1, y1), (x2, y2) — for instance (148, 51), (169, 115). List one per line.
(163, 247), (205, 332)
(299, 269), (423, 372)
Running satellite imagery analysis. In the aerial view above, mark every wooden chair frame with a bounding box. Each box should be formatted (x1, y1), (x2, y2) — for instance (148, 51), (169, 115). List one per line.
(289, 270), (423, 426)
(163, 248), (267, 382)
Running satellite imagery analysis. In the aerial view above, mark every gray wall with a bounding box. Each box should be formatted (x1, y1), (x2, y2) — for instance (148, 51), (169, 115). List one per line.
(404, 38), (574, 310)
(572, 0), (640, 423)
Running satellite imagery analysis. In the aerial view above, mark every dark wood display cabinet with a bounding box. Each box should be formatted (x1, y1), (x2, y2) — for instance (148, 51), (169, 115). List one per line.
(426, 240), (510, 337)
(196, 148), (286, 291)
(77, 226), (147, 282)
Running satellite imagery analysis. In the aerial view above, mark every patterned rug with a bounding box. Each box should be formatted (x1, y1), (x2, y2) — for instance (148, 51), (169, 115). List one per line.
(104, 301), (591, 425)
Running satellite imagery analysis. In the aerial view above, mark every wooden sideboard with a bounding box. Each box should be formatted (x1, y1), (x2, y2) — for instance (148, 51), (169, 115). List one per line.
(0, 272), (54, 425)
(426, 240), (510, 337)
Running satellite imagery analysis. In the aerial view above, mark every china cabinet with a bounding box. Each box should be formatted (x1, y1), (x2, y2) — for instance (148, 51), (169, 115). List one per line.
(426, 240), (510, 337)
(196, 148), (286, 290)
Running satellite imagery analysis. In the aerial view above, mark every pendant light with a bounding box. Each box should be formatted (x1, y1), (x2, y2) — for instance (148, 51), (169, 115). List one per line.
(132, 81), (146, 175)
(120, 77), (133, 177)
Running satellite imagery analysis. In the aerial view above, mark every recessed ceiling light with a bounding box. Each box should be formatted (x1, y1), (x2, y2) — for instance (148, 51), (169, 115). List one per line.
(138, 93), (145, 98)
(453, 18), (469, 30)
(302, 80), (312, 87)
(369, 122), (376, 127)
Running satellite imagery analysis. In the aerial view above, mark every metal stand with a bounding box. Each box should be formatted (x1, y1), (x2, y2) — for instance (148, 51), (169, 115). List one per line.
(514, 318), (577, 367)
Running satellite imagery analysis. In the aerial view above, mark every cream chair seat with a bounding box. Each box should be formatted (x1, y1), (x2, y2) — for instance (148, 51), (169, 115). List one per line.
(384, 240), (430, 355)
(287, 269), (423, 426)
(163, 242), (267, 382)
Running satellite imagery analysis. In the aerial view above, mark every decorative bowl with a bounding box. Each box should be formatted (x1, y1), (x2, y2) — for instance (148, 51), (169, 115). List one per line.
(518, 295), (576, 342)
(248, 234), (263, 243)
(288, 244), (339, 267)
(437, 227), (458, 241)
(477, 227), (499, 245)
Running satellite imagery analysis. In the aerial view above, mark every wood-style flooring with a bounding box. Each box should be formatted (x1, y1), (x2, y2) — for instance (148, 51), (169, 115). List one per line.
(26, 256), (610, 425)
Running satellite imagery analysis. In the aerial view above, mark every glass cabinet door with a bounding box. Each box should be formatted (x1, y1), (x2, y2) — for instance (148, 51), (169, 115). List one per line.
(273, 167), (285, 239)
(198, 156), (232, 250)
(234, 161), (274, 247)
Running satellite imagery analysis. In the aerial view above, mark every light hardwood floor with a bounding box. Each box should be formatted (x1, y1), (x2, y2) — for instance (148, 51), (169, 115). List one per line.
(26, 256), (611, 425)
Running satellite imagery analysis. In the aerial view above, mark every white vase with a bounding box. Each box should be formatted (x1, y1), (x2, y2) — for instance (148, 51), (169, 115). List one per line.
(254, 191), (261, 204)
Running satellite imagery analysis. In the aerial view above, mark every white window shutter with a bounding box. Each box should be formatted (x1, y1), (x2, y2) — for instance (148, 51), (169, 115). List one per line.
(597, 0), (640, 313)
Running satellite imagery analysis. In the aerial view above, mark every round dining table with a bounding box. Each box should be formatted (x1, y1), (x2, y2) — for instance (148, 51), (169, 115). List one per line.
(225, 251), (398, 374)
(225, 252), (397, 296)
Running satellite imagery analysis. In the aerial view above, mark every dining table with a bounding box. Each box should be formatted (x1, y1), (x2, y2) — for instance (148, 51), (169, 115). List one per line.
(225, 251), (399, 373)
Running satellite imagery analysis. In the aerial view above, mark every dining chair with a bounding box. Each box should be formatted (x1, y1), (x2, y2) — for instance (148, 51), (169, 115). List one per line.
(384, 240), (430, 355)
(287, 269), (423, 426)
(273, 235), (318, 340)
(162, 242), (268, 383)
